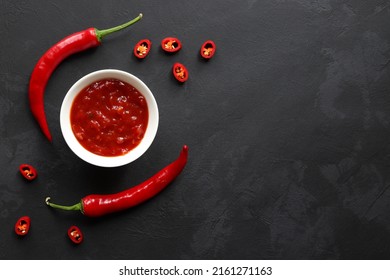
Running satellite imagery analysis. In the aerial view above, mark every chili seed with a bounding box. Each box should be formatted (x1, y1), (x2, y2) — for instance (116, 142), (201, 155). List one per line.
(17, 221), (28, 234)
(165, 41), (179, 50)
(71, 230), (81, 240)
(137, 44), (148, 56)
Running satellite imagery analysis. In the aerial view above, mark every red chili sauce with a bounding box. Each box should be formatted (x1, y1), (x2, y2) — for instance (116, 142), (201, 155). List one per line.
(70, 79), (149, 157)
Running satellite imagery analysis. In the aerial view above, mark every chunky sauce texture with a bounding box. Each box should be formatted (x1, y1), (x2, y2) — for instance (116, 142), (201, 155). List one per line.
(70, 79), (149, 156)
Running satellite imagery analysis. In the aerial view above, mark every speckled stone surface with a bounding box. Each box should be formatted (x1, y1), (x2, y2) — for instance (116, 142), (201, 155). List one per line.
(1, 0), (390, 259)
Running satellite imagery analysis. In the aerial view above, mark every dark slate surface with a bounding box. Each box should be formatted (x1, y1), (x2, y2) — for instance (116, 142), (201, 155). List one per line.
(1, 0), (390, 260)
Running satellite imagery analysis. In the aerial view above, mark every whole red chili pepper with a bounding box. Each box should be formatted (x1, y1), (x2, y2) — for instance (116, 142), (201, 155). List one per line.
(68, 225), (83, 244)
(161, 37), (182, 53)
(15, 216), (31, 236)
(200, 40), (216, 59)
(172, 63), (189, 83)
(29, 13), (143, 142)
(45, 145), (188, 217)
(19, 164), (38, 181)
(133, 39), (151, 59)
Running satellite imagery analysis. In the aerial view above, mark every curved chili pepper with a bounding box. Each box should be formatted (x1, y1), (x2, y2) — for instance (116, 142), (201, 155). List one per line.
(29, 13), (143, 142)
(68, 225), (83, 244)
(172, 63), (188, 83)
(45, 145), (188, 217)
(134, 39), (151, 59)
(19, 164), (37, 181)
(200, 40), (216, 59)
(15, 216), (31, 236)
(161, 37), (182, 53)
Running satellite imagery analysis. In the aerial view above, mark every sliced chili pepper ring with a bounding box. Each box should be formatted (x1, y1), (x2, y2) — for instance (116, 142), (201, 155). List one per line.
(161, 37), (182, 53)
(19, 164), (37, 181)
(172, 63), (189, 83)
(68, 225), (83, 244)
(200, 40), (216, 59)
(134, 39), (151, 59)
(15, 216), (31, 236)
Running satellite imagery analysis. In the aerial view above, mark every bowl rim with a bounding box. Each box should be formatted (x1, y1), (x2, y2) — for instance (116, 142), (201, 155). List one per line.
(60, 69), (159, 167)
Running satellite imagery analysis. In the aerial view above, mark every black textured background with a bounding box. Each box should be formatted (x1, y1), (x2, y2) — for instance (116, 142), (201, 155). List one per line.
(1, 0), (390, 260)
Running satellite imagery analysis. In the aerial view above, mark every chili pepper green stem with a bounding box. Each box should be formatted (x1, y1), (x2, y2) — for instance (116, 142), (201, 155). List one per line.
(96, 13), (143, 41)
(45, 197), (82, 212)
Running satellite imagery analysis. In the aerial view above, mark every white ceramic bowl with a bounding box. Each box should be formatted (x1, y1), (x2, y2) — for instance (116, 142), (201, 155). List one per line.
(60, 69), (159, 167)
